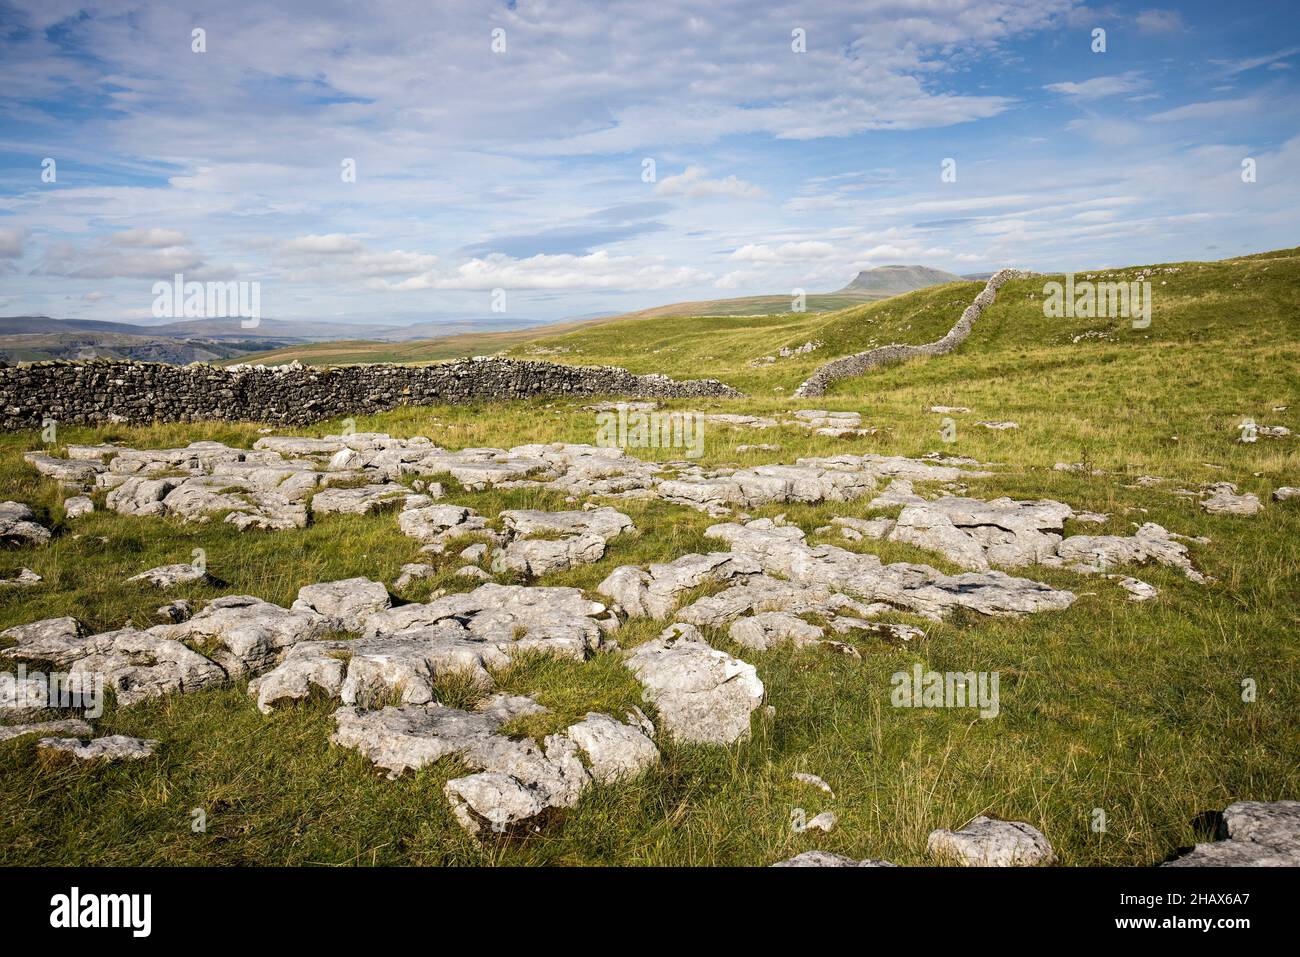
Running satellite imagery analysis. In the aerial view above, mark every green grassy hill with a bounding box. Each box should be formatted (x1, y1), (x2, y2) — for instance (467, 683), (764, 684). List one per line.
(1, 248), (1297, 867)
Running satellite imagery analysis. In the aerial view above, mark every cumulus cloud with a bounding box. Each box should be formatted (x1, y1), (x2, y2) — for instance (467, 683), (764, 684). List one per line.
(654, 167), (765, 201)
(35, 238), (224, 280)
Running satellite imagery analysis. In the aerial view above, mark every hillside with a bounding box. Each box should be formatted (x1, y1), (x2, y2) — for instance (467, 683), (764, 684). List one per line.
(0, 332), (284, 364)
(1, 247), (1297, 868)
(839, 264), (962, 295)
(485, 248), (1300, 392)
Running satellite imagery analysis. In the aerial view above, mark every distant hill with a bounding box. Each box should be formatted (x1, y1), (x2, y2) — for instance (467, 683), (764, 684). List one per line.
(0, 315), (547, 343)
(0, 331), (280, 364)
(209, 264), (976, 366)
(838, 265), (963, 296)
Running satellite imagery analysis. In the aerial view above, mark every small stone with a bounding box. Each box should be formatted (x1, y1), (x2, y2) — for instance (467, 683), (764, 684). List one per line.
(64, 496), (95, 519)
(772, 851), (896, 867)
(927, 816), (1056, 866)
(0, 568), (41, 587)
(792, 771), (834, 797)
(156, 599), (193, 622)
(126, 563), (213, 589)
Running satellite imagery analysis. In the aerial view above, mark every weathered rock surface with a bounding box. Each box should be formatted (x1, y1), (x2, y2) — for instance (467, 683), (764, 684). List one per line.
(37, 734), (159, 761)
(927, 816), (1056, 866)
(63, 496), (94, 519)
(153, 594), (332, 679)
(0, 568), (41, 587)
(0, 617), (86, 666)
(331, 693), (658, 834)
(494, 507), (634, 576)
(862, 482), (1074, 571)
(705, 519), (1075, 620)
(623, 624), (764, 745)
(598, 552), (762, 619)
(0, 501), (50, 547)
(0, 718), (94, 743)
(772, 851), (897, 867)
(247, 639), (353, 713)
(291, 578), (391, 633)
(126, 563), (214, 589)
(1053, 522), (1205, 581)
(1199, 482), (1262, 516)
(1163, 800), (1300, 867)
(399, 504), (488, 551)
(564, 711), (660, 784)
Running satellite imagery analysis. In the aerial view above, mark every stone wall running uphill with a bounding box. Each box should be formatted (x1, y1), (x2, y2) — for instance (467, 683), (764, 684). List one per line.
(793, 268), (1031, 398)
(0, 357), (742, 430)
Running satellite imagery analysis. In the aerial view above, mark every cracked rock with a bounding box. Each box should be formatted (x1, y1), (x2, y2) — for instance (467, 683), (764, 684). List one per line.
(623, 623), (764, 745)
(1199, 483), (1262, 516)
(292, 578), (391, 633)
(1053, 522), (1204, 581)
(152, 594), (332, 679)
(37, 734), (159, 762)
(564, 711), (659, 784)
(1163, 800), (1300, 867)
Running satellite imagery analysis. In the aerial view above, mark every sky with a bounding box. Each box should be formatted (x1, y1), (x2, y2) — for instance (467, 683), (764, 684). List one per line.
(0, 0), (1297, 328)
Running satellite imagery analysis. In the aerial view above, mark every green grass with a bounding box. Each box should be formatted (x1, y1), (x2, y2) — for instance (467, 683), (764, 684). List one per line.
(1, 249), (1298, 866)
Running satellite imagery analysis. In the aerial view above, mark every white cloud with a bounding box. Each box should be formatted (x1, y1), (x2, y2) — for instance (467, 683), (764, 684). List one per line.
(1044, 73), (1145, 99)
(729, 241), (836, 263)
(111, 228), (189, 248)
(373, 251), (711, 292)
(280, 234), (365, 256)
(1148, 97), (1263, 123)
(1135, 9), (1186, 34)
(0, 226), (28, 258)
(654, 167), (765, 201)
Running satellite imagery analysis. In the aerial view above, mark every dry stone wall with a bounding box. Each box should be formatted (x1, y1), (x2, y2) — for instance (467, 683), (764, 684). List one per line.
(793, 268), (1031, 398)
(0, 357), (741, 430)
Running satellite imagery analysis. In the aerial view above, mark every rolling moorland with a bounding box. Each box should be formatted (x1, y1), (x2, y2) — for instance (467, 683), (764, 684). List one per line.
(0, 247), (1297, 866)
(216, 264), (969, 368)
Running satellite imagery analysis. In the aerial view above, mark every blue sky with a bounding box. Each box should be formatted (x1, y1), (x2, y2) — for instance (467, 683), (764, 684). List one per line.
(0, 0), (1297, 327)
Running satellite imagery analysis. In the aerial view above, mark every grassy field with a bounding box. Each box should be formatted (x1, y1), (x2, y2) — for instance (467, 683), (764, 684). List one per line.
(1, 249), (1298, 866)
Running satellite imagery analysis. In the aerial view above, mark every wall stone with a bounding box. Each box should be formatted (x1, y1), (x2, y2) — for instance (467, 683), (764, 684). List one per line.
(792, 268), (1031, 398)
(0, 357), (741, 430)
